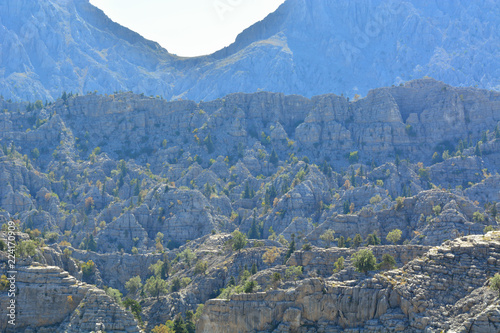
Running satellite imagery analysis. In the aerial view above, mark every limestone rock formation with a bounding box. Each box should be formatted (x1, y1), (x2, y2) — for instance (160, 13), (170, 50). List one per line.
(0, 80), (498, 331)
(198, 232), (500, 332)
(0, 262), (142, 332)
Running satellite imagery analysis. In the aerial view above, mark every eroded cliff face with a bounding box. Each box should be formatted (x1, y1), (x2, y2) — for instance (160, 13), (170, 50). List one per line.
(65, 80), (500, 163)
(0, 80), (499, 331)
(0, 260), (142, 332)
(198, 232), (500, 333)
(0, 79), (499, 257)
(5, 78), (498, 172)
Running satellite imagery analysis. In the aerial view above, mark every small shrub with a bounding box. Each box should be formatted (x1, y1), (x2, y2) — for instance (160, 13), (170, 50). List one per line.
(285, 266), (303, 284)
(484, 225), (495, 234)
(333, 256), (345, 273)
(489, 273), (500, 296)
(386, 229), (402, 245)
(262, 247), (280, 264)
(351, 249), (377, 274)
(231, 230), (247, 251)
(125, 276), (142, 295)
(473, 211), (485, 222)
(348, 151), (359, 164)
(377, 254), (396, 270)
(82, 260), (95, 278)
(302, 243), (312, 251)
(395, 197), (404, 210)
(243, 280), (258, 293)
(369, 195), (382, 205)
(194, 260), (208, 275)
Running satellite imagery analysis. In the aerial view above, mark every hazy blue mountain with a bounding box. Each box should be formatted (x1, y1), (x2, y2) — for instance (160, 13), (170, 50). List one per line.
(0, 0), (177, 100)
(1, 0), (499, 101)
(188, 0), (500, 100)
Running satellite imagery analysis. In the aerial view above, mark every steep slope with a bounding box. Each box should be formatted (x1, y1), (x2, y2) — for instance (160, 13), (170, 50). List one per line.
(0, 79), (498, 256)
(188, 0), (500, 100)
(0, 81), (499, 331)
(1, 0), (499, 101)
(0, 0), (177, 101)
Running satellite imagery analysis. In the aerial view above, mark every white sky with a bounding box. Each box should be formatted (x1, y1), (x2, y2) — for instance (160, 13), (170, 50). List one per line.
(89, 0), (286, 57)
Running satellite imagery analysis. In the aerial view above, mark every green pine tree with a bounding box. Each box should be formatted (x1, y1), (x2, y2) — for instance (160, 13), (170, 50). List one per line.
(173, 314), (188, 333)
(352, 234), (363, 248)
(185, 310), (196, 333)
(270, 149), (279, 165)
(284, 233), (296, 263)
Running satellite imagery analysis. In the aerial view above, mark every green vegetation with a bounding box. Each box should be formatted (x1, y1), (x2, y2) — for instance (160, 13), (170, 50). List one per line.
(369, 194), (382, 205)
(262, 247), (280, 264)
(473, 211), (485, 222)
(365, 233), (381, 246)
(386, 229), (402, 245)
(484, 225), (495, 234)
(377, 254), (396, 270)
(125, 276), (143, 295)
(81, 260), (96, 282)
(395, 196), (404, 210)
(283, 234), (296, 263)
(194, 260), (208, 275)
(123, 298), (142, 324)
(319, 229), (335, 248)
(231, 230), (247, 251)
(104, 286), (123, 305)
(333, 256), (345, 273)
(351, 249), (377, 274)
(179, 249), (196, 267)
(145, 275), (168, 300)
(352, 234), (363, 248)
(348, 151), (359, 164)
(433, 205), (442, 216)
(337, 236), (346, 248)
(285, 266), (303, 284)
(490, 273), (500, 296)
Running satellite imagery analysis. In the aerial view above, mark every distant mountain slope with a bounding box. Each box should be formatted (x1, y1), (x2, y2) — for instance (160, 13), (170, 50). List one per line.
(189, 0), (500, 100)
(0, 0), (177, 101)
(1, 0), (499, 101)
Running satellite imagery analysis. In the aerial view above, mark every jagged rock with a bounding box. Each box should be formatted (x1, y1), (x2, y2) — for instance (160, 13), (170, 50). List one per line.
(464, 175), (500, 206)
(60, 288), (141, 333)
(310, 189), (493, 248)
(288, 245), (430, 277)
(97, 211), (149, 253)
(68, 249), (163, 293)
(198, 232), (500, 332)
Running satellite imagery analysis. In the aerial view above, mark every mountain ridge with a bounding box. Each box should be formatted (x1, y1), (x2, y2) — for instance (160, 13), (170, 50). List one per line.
(1, 0), (499, 102)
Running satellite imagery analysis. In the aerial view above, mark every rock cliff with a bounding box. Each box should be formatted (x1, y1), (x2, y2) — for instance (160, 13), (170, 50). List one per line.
(198, 232), (500, 332)
(0, 260), (142, 332)
(0, 80), (498, 331)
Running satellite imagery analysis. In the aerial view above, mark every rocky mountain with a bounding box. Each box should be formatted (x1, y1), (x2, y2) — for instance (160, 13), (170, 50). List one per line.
(2, 0), (500, 331)
(0, 249), (142, 332)
(1, 0), (499, 102)
(0, 79), (499, 331)
(0, 0), (176, 102)
(198, 232), (500, 332)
